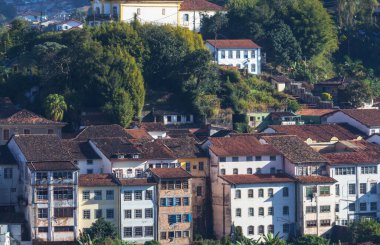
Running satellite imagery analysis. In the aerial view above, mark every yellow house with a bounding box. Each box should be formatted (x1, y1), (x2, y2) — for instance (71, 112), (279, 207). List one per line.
(78, 174), (120, 236)
(159, 138), (211, 237)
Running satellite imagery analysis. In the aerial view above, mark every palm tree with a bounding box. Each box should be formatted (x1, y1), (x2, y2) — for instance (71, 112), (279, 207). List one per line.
(44, 93), (67, 122)
(261, 233), (287, 245)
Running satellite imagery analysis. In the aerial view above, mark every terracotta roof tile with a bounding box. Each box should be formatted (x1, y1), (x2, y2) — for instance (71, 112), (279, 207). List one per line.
(74, 124), (132, 140)
(0, 109), (65, 125)
(262, 135), (328, 164)
(90, 137), (140, 159)
(206, 39), (261, 49)
(220, 174), (295, 185)
(131, 139), (176, 160)
(140, 122), (166, 131)
(159, 137), (207, 158)
(266, 124), (362, 142)
(119, 178), (156, 186)
(62, 140), (101, 160)
(27, 161), (78, 171)
(125, 128), (153, 140)
(297, 109), (338, 117)
(79, 174), (119, 186)
(295, 175), (337, 184)
(180, 0), (224, 11)
(209, 135), (279, 157)
(149, 167), (192, 179)
(340, 109), (380, 127)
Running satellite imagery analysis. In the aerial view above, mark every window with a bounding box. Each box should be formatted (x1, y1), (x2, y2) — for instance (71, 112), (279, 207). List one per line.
(137, 8), (141, 15)
(36, 172), (48, 181)
(361, 166), (377, 174)
(145, 226), (153, 237)
(306, 220), (317, 227)
(124, 227), (132, 238)
(283, 206), (289, 215)
(236, 50), (241, 58)
(38, 227), (48, 233)
(53, 172), (72, 179)
(55, 226), (74, 232)
(87, 169), (93, 174)
(244, 50), (248, 58)
(183, 231), (190, 237)
(186, 162), (191, 172)
(87, 159), (93, 165)
(270, 155), (276, 161)
(298, 166), (308, 176)
(335, 204), (339, 212)
(183, 180), (189, 189)
(161, 181), (167, 190)
(221, 50), (226, 59)
(183, 197), (189, 206)
(228, 50), (233, 59)
(246, 156), (253, 161)
(124, 191), (132, 201)
(267, 225), (274, 234)
(255, 156), (262, 161)
(251, 50), (256, 58)
(145, 208), (153, 218)
(4, 168), (12, 179)
(135, 190), (142, 200)
(83, 210), (91, 219)
(38, 208), (48, 218)
(248, 207), (254, 216)
(199, 162), (204, 171)
(283, 224), (289, 233)
(236, 208), (241, 217)
(134, 227), (143, 237)
(371, 183), (377, 194)
(258, 225), (264, 234)
(94, 190), (102, 200)
(306, 186), (317, 198)
(371, 202), (377, 211)
(258, 189), (264, 197)
(220, 157), (226, 162)
(235, 190), (241, 199)
(183, 14), (189, 22)
(320, 186), (330, 196)
(248, 189), (254, 198)
(247, 168), (252, 174)
(183, 213), (191, 222)
(349, 203), (355, 211)
(256, 168), (262, 174)
(349, 184), (356, 195)
(197, 186), (202, 196)
(175, 197), (181, 206)
(3, 129), (9, 140)
(335, 167), (355, 175)
(320, 220), (331, 227)
(160, 232), (167, 240)
(124, 210), (131, 219)
(168, 231), (175, 239)
(54, 187), (73, 200)
(36, 188), (48, 200)
(106, 209), (114, 219)
(247, 225), (254, 235)
(251, 64), (256, 73)
(360, 202), (367, 211)
(320, 205), (331, 213)
(162, 8), (165, 15)
(283, 187), (289, 197)
(220, 169), (226, 175)
(168, 181), (174, 189)
(306, 206), (317, 213)
(54, 208), (73, 218)
(134, 209), (142, 219)
(270, 168), (276, 174)
(259, 207), (264, 216)
(335, 184), (340, 196)
(167, 198), (174, 206)
(268, 207), (273, 215)
(233, 168), (238, 174)
(145, 190), (153, 200)
(360, 183), (367, 194)
(95, 209), (102, 219)
(268, 188), (274, 197)
(83, 191), (90, 200)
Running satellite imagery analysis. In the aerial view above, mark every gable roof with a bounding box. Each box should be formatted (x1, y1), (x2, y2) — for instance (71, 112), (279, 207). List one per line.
(180, 0), (224, 11)
(90, 137), (140, 159)
(295, 175), (337, 184)
(220, 174), (295, 185)
(339, 109), (380, 127)
(139, 122), (166, 132)
(297, 108), (338, 117)
(79, 174), (120, 186)
(159, 137), (207, 158)
(74, 124), (132, 141)
(0, 109), (65, 126)
(125, 128), (153, 140)
(208, 135), (279, 157)
(265, 124), (362, 142)
(148, 167), (192, 179)
(62, 140), (101, 160)
(13, 134), (72, 162)
(131, 139), (176, 160)
(262, 135), (328, 164)
(206, 39), (261, 49)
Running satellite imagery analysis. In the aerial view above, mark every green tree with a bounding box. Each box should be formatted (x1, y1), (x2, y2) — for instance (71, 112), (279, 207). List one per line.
(338, 80), (372, 108)
(103, 89), (134, 127)
(286, 99), (300, 112)
(293, 235), (329, 245)
(43, 94), (67, 121)
(80, 218), (118, 244)
(349, 219), (380, 244)
(321, 92), (333, 101)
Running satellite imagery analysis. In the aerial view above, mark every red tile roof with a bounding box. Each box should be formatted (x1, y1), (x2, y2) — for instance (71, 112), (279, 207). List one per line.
(74, 124), (132, 141)
(79, 174), (119, 186)
(148, 168), (192, 179)
(295, 175), (337, 184)
(180, 0), (224, 11)
(206, 39), (261, 49)
(297, 109), (338, 117)
(27, 161), (78, 171)
(272, 76), (293, 84)
(119, 178), (156, 186)
(266, 124), (361, 142)
(0, 109), (65, 125)
(220, 174), (295, 185)
(125, 129), (153, 140)
(208, 135), (279, 157)
(340, 109), (380, 127)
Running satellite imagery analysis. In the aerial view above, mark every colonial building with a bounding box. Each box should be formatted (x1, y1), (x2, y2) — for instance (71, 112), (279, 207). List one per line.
(205, 39), (262, 74)
(148, 168), (193, 245)
(8, 134), (79, 241)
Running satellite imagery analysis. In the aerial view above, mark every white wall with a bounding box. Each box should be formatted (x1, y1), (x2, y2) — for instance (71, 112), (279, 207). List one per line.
(121, 3), (179, 25)
(217, 155), (283, 175)
(325, 111), (372, 135)
(77, 159), (104, 175)
(179, 11), (217, 32)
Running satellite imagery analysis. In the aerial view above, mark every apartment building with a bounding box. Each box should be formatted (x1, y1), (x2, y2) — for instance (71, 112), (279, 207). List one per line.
(119, 178), (157, 243)
(8, 134), (79, 241)
(78, 174), (120, 235)
(148, 168), (193, 245)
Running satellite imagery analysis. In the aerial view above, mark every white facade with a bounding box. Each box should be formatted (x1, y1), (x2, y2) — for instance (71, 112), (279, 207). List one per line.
(205, 43), (261, 74)
(76, 159), (104, 175)
(120, 184), (157, 243)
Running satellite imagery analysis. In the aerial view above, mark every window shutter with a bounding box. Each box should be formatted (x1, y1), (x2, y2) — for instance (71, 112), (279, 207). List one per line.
(188, 214), (192, 222)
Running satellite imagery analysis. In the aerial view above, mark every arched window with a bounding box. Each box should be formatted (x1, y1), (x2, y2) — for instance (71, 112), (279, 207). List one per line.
(248, 189), (254, 198)
(247, 168), (252, 174)
(268, 188), (274, 197)
(184, 14), (189, 22)
(137, 8), (141, 15)
(233, 168), (238, 175)
(258, 189), (264, 197)
(235, 208), (241, 217)
(248, 226), (254, 235)
(259, 207), (264, 216)
(248, 207), (254, 216)
(258, 225), (264, 234)
(162, 8), (166, 15)
(268, 225), (274, 234)
(235, 190), (241, 199)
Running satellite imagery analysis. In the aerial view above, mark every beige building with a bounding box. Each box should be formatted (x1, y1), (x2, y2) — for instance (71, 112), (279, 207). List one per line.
(78, 174), (120, 236)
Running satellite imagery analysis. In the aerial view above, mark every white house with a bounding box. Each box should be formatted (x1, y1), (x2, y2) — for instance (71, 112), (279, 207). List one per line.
(205, 39), (262, 74)
(325, 109), (380, 136)
(119, 178), (157, 243)
(56, 20), (84, 31)
(152, 110), (194, 126)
